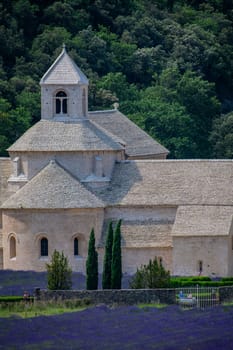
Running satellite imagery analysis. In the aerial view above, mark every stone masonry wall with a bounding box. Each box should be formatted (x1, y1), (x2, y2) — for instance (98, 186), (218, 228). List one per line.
(219, 286), (233, 303)
(35, 288), (176, 305)
(35, 287), (233, 305)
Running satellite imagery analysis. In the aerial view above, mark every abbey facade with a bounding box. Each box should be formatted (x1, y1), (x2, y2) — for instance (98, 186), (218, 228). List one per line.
(0, 47), (233, 277)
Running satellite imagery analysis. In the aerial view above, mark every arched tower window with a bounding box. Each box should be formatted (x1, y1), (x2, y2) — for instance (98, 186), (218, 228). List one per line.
(55, 91), (67, 114)
(74, 238), (79, 256)
(10, 236), (16, 259)
(40, 237), (48, 256)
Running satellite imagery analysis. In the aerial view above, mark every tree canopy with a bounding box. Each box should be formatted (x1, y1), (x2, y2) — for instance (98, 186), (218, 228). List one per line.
(46, 250), (72, 290)
(0, 0), (232, 158)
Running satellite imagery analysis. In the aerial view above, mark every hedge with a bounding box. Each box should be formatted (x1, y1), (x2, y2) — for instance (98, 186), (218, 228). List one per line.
(0, 296), (34, 302)
(169, 279), (233, 288)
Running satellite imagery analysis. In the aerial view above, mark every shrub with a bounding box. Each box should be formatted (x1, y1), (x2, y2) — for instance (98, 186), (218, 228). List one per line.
(169, 276), (211, 287)
(0, 296), (24, 302)
(47, 250), (72, 290)
(221, 277), (233, 282)
(169, 278), (233, 288)
(130, 257), (170, 289)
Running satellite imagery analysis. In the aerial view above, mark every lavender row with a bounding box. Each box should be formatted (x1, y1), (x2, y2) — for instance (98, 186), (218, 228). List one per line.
(1, 305), (233, 349)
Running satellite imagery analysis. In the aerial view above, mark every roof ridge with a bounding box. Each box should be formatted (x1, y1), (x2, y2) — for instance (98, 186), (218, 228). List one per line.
(90, 119), (126, 147)
(7, 119), (124, 152)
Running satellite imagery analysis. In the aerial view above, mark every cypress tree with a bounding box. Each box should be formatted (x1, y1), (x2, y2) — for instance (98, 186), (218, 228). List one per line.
(102, 221), (114, 289)
(86, 228), (98, 290)
(111, 219), (122, 289)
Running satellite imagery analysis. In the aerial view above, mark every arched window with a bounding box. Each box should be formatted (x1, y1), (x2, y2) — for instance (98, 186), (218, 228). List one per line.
(74, 238), (79, 256)
(40, 238), (48, 256)
(10, 236), (16, 259)
(55, 91), (67, 114)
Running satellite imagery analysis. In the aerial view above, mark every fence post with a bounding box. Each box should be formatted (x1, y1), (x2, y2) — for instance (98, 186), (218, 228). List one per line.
(196, 285), (199, 308)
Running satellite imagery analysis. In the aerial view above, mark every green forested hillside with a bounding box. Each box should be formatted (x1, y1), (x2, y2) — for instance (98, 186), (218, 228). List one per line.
(0, 0), (232, 158)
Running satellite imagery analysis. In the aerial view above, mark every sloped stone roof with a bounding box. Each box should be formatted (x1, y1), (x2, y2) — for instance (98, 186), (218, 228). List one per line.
(40, 46), (88, 85)
(99, 220), (173, 248)
(96, 160), (233, 206)
(121, 222), (173, 248)
(88, 110), (168, 158)
(172, 205), (233, 236)
(0, 158), (13, 206)
(1, 160), (104, 209)
(8, 119), (124, 152)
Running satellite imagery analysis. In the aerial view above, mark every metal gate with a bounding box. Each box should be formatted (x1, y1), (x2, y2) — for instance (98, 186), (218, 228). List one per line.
(176, 286), (220, 309)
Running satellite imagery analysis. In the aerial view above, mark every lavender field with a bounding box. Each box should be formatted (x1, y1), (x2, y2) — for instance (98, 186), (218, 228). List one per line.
(0, 270), (86, 296)
(1, 271), (233, 349)
(0, 270), (131, 296)
(1, 304), (233, 349)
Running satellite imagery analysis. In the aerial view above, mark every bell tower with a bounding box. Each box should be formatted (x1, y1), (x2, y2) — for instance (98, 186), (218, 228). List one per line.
(40, 45), (89, 121)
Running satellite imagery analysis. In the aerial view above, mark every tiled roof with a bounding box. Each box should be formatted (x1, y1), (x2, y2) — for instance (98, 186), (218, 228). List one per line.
(1, 160), (104, 209)
(121, 222), (173, 247)
(40, 47), (88, 85)
(88, 109), (168, 158)
(99, 220), (173, 248)
(0, 158), (13, 205)
(96, 160), (233, 206)
(8, 119), (124, 152)
(172, 205), (233, 236)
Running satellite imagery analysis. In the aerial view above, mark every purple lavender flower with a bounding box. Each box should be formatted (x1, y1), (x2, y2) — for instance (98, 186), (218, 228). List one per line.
(1, 305), (233, 349)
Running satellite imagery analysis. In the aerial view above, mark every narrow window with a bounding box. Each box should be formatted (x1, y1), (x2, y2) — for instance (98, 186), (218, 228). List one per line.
(198, 260), (203, 275)
(231, 236), (233, 250)
(159, 257), (163, 265)
(56, 98), (61, 113)
(63, 98), (67, 113)
(82, 89), (86, 116)
(10, 236), (16, 259)
(41, 238), (48, 257)
(74, 238), (79, 256)
(55, 91), (67, 114)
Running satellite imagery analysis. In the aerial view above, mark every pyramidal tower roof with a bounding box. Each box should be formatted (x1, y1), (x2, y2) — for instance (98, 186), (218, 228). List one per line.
(40, 45), (88, 85)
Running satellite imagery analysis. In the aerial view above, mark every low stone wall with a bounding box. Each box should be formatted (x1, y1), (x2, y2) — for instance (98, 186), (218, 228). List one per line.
(34, 286), (233, 306)
(35, 288), (176, 305)
(219, 286), (233, 303)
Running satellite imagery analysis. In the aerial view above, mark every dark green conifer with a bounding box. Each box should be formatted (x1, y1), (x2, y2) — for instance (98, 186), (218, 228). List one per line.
(111, 219), (122, 289)
(102, 221), (114, 289)
(86, 228), (98, 290)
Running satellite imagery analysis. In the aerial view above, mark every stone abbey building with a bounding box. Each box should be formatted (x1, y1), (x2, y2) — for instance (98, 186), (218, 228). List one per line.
(0, 47), (233, 277)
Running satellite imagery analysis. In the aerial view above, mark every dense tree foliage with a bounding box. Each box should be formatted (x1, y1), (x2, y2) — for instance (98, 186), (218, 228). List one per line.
(47, 250), (72, 290)
(130, 257), (170, 289)
(0, 0), (232, 158)
(86, 228), (98, 290)
(210, 112), (233, 158)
